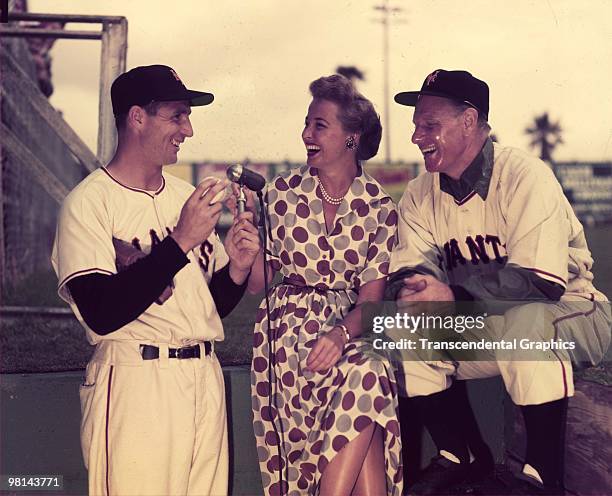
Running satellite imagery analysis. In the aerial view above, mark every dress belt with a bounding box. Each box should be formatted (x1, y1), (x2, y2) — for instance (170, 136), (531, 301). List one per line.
(281, 277), (346, 294)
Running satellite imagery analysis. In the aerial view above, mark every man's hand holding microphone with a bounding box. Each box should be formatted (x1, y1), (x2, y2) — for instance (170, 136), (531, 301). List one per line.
(171, 165), (266, 284)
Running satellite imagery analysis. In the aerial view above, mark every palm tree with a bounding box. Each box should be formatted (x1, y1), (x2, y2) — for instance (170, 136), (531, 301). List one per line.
(335, 66), (365, 83)
(525, 113), (563, 163)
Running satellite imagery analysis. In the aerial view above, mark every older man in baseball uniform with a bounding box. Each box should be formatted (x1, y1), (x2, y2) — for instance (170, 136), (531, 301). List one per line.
(52, 65), (260, 495)
(388, 69), (610, 495)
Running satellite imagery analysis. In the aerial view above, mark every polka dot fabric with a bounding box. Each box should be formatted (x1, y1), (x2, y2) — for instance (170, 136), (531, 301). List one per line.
(252, 165), (402, 495)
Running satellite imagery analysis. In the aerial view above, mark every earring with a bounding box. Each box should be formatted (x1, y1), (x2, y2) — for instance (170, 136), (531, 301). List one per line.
(345, 136), (357, 150)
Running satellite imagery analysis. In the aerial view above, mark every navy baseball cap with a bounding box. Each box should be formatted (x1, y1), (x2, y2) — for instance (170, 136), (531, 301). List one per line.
(395, 69), (489, 119)
(111, 65), (214, 116)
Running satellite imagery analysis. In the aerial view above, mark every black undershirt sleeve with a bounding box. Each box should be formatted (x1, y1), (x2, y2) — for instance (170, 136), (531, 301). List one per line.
(67, 236), (188, 335)
(451, 264), (565, 302)
(386, 264), (564, 304)
(208, 263), (249, 318)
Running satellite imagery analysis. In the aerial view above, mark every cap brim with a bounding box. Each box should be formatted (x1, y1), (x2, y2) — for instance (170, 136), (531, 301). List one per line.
(394, 90), (461, 107)
(394, 91), (420, 106)
(156, 89), (214, 106)
(186, 89), (214, 106)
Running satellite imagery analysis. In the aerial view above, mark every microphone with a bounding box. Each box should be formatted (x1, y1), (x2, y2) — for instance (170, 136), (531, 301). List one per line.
(226, 164), (266, 192)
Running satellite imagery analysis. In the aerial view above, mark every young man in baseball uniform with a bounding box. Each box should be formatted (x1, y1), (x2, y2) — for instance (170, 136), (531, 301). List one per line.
(52, 65), (260, 495)
(388, 69), (610, 495)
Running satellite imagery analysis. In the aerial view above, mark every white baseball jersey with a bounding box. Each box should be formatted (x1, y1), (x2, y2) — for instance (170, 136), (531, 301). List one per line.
(52, 167), (229, 346)
(390, 142), (605, 301)
(390, 142), (610, 404)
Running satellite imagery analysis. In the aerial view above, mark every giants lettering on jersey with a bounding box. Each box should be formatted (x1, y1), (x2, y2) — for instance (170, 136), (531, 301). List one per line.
(438, 234), (506, 271)
(129, 228), (214, 274)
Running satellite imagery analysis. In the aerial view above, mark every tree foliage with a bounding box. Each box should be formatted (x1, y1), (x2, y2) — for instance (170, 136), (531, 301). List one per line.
(525, 112), (563, 162)
(335, 65), (365, 82)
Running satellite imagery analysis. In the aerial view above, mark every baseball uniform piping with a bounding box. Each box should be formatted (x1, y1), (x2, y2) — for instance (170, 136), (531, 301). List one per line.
(550, 296), (597, 398)
(58, 268), (115, 290)
(453, 190), (477, 206)
(105, 366), (114, 496)
(552, 296), (597, 326)
(101, 167), (166, 197)
(559, 358), (568, 398)
(584, 293), (597, 316)
(549, 322), (569, 398)
(523, 268), (566, 286)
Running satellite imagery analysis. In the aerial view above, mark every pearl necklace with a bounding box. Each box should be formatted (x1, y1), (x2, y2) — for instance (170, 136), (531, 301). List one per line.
(317, 177), (345, 205)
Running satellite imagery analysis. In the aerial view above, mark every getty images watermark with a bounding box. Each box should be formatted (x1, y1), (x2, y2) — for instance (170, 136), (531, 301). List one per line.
(371, 311), (576, 353)
(360, 301), (611, 364)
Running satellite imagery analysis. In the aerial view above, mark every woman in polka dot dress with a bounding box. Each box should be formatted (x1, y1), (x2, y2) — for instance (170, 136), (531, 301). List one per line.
(247, 75), (403, 495)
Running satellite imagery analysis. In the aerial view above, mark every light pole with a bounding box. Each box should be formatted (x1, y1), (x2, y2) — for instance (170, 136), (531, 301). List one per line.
(373, 1), (403, 165)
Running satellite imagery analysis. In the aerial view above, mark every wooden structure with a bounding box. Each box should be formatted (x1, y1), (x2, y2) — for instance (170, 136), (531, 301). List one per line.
(0, 12), (127, 293)
(1, 12), (128, 166)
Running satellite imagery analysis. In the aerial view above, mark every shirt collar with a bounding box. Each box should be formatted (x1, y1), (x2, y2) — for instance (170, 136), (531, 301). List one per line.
(439, 137), (494, 202)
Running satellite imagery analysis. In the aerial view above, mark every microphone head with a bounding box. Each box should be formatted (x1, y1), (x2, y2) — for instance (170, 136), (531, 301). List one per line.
(225, 163), (266, 191)
(226, 164), (243, 182)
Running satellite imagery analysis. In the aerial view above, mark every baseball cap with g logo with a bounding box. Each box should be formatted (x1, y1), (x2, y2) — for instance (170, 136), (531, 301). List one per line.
(111, 65), (214, 116)
(395, 69), (489, 120)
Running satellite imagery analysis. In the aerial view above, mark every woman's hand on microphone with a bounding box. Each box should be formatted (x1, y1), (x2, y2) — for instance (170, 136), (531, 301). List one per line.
(226, 183), (259, 224)
(224, 211), (261, 283)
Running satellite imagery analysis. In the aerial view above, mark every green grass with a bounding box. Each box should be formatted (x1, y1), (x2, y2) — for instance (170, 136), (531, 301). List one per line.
(1, 226), (610, 375)
(217, 291), (261, 365)
(1, 316), (93, 373)
(1, 265), (264, 372)
(585, 227), (612, 299)
(0, 293), (263, 373)
(3, 269), (66, 307)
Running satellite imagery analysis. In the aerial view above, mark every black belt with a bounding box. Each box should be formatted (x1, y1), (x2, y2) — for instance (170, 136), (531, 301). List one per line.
(140, 343), (212, 360)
